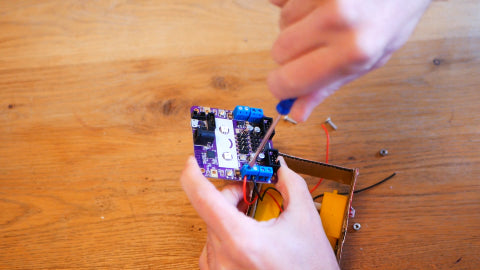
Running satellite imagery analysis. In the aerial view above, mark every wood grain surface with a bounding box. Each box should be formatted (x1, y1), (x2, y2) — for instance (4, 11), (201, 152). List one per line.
(1, 1), (479, 269)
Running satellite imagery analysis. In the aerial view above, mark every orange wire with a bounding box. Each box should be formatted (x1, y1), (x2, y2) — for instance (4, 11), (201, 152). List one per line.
(243, 175), (258, 205)
(309, 123), (329, 194)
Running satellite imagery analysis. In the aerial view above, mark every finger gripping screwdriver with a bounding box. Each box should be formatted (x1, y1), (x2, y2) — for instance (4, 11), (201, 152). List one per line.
(248, 98), (296, 167)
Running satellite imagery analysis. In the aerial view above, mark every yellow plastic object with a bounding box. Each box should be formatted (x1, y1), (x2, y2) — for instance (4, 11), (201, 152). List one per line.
(254, 185), (283, 221)
(320, 190), (348, 249)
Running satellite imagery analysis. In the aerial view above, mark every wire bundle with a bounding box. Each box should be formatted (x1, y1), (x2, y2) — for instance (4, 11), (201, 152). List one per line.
(242, 175), (284, 213)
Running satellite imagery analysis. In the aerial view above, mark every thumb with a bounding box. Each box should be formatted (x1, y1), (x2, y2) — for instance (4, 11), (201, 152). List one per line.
(180, 156), (250, 236)
(219, 183), (243, 208)
(275, 157), (317, 214)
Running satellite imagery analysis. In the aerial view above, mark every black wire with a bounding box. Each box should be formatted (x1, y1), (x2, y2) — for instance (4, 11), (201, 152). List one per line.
(354, 172), (397, 194)
(245, 191), (257, 204)
(252, 182), (261, 198)
(312, 172), (397, 201)
(260, 186), (284, 211)
(252, 182), (283, 202)
(260, 187), (283, 202)
(248, 181), (284, 212)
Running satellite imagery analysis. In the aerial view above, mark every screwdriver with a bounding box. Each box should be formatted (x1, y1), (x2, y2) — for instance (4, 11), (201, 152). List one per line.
(248, 98), (296, 167)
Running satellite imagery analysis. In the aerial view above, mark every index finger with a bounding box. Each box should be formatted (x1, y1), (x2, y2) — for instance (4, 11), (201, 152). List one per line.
(180, 156), (252, 236)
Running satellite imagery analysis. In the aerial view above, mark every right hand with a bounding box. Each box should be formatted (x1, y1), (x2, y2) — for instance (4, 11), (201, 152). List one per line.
(268, 0), (431, 122)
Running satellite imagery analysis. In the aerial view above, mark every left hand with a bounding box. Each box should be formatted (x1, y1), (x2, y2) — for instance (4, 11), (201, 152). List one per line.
(180, 156), (339, 269)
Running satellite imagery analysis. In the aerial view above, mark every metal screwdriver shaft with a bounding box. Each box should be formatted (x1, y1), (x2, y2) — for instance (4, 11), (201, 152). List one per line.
(248, 114), (281, 167)
(248, 98), (296, 168)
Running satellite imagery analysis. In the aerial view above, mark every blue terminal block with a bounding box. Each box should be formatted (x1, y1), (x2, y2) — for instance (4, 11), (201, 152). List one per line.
(241, 164), (273, 183)
(258, 166), (274, 182)
(247, 107), (264, 123)
(233, 105), (251, 121)
(240, 164), (259, 180)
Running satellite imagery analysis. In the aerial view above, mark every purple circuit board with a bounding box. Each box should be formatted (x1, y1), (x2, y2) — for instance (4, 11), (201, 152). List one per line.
(190, 106), (280, 183)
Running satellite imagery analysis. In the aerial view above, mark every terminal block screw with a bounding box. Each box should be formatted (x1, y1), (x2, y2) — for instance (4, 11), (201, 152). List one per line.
(325, 117), (337, 130)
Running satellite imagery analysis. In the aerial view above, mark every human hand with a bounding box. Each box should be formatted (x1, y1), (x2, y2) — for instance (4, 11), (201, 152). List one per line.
(180, 156), (339, 270)
(268, 0), (431, 122)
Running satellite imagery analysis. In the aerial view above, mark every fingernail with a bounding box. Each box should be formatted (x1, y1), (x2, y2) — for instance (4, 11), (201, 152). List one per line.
(277, 156), (287, 167)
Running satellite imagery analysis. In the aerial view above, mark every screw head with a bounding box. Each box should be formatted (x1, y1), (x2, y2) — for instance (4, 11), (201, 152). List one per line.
(324, 117), (338, 130)
(379, 149), (388, 156)
(433, 58), (442, 66)
(283, 115), (298, 124)
(353, 223), (361, 231)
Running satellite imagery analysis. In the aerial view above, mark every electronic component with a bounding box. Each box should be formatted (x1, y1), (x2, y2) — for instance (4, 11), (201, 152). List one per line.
(240, 164), (259, 180)
(191, 119), (199, 128)
(250, 129), (262, 152)
(248, 108), (264, 123)
(193, 128), (215, 146)
(233, 105), (250, 120)
(210, 169), (218, 178)
(233, 105), (264, 123)
(190, 105), (279, 183)
(258, 166), (273, 182)
(260, 117), (275, 140)
(191, 110), (207, 120)
(264, 149), (281, 172)
(206, 112), (216, 131)
(240, 164), (273, 183)
(236, 132), (250, 154)
(206, 150), (216, 159)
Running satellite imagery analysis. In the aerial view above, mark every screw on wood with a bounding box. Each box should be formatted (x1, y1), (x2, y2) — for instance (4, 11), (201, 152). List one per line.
(283, 115), (298, 124)
(325, 117), (337, 130)
(379, 149), (389, 156)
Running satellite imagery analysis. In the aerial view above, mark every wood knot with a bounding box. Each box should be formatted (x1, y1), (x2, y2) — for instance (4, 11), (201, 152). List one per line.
(146, 99), (176, 116)
(211, 76), (239, 90)
(162, 99), (175, 115)
(8, 104), (15, 109)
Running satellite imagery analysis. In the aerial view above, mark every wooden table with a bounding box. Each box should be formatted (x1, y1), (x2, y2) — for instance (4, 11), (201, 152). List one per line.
(1, 1), (479, 269)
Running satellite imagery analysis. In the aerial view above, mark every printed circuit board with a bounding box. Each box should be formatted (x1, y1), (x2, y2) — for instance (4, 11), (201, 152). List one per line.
(190, 105), (280, 183)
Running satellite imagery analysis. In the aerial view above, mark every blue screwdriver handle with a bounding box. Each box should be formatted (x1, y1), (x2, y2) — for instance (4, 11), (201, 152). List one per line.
(276, 98), (297, 115)
(247, 98), (297, 168)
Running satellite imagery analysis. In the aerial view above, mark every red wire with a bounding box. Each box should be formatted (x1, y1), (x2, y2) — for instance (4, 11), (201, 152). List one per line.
(242, 175), (282, 213)
(265, 191), (283, 213)
(309, 123), (330, 193)
(243, 175), (258, 205)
